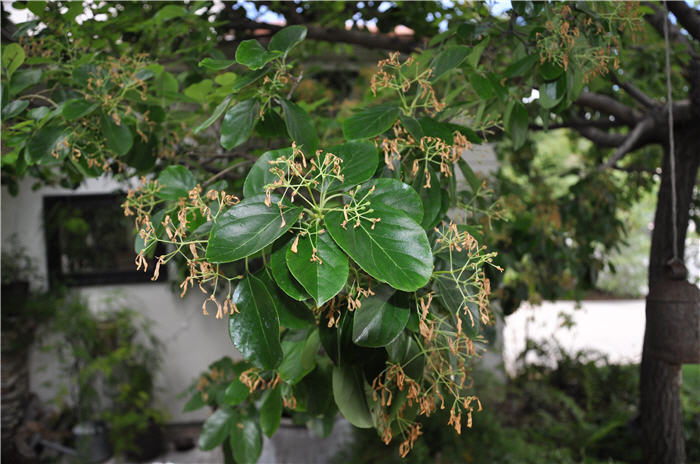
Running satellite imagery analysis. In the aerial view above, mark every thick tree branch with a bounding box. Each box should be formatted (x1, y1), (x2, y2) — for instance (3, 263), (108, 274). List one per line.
(602, 117), (656, 168)
(574, 126), (627, 148)
(666, 1), (700, 42)
(576, 92), (642, 125)
(611, 74), (657, 108)
(643, 2), (698, 57)
(224, 17), (421, 53)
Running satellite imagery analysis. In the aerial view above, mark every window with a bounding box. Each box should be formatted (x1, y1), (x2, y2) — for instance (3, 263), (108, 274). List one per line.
(43, 193), (166, 286)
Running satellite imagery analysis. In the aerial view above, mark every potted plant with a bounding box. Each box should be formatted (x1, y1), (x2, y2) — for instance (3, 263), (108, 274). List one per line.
(46, 297), (165, 462)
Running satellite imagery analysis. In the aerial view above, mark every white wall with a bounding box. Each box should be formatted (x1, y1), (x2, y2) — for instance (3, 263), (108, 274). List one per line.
(2, 177), (238, 422)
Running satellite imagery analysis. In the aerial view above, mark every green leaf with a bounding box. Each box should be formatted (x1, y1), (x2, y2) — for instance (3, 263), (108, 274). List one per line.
(257, 270), (313, 328)
(342, 104), (399, 140)
(199, 58), (236, 70)
(504, 54), (537, 78)
(183, 391), (206, 412)
(206, 194), (302, 263)
(470, 73), (495, 99)
(232, 68), (268, 92)
(352, 286), (409, 347)
(184, 79), (213, 101)
(434, 274), (480, 338)
(538, 60), (564, 81)
(386, 333), (424, 381)
(280, 99), (318, 155)
(2, 100), (29, 119)
(235, 39), (282, 70)
(62, 98), (98, 121)
(269, 25), (308, 55)
(100, 113), (133, 156)
(194, 95), (232, 134)
(154, 70), (178, 97)
(135, 210), (165, 256)
(332, 365), (373, 428)
(230, 416), (262, 464)
(431, 45), (469, 81)
(269, 239), (310, 301)
(508, 101), (529, 150)
(359, 178), (423, 224)
(413, 164), (441, 229)
(9, 68), (42, 96)
(2, 43), (25, 79)
(323, 140), (378, 192)
(260, 387), (283, 438)
(220, 99), (259, 150)
(399, 115), (424, 140)
(243, 147), (293, 198)
(223, 361), (252, 405)
(156, 165), (196, 201)
(325, 204), (432, 292)
(458, 159), (481, 193)
(27, 106), (49, 120)
(539, 81), (562, 109)
(26, 125), (70, 164)
(229, 275), (283, 370)
(467, 37), (490, 68)
(255, 109), (286, 138)
(198, 407), (236, 450)
(154, 4), (188, 24)
(418, 116), (454, 143)
(278, 329), (320, 385)
(286, 224), (349, 306)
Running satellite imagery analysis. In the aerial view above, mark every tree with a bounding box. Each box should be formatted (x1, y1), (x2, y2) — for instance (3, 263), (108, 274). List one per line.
(2, 1), (697, 462)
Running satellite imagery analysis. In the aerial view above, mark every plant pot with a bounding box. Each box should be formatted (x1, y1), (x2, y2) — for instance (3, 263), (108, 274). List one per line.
(72, 420), (112, 463)
(125, 418), (163, 462)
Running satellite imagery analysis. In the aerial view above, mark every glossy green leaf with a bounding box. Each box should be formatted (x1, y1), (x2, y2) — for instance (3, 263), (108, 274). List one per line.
(232, 68), (267, 92)
(418, 116), (454, 143)
(2, 99), (29, 119)
(156, 165), (196, 201)
(184, 79), (213, 101)
(280, 99), (318, 155)
(236, 39), (282, 70)
(256, 270), (313, 328)
(325, 204), (432, 292)
(2, 43), (25, 79)
(62, 98), (98, 121)
(538, 60), (564, 81)
(413, 164), (441, 229)
(229, 275), (283, 370)
(220, 99), (259, 150)
(206, 194), (302, 263)
(260, 387), (283, 438)
(508, 101), (529, 150)
(431, 45), (469, 81)
(286, 225), (349, 306)
(9, 68), (41, 96)
(539, 81), (562, 109)
(467, 37), (490, 68)
(27, 106), (49, 120)
(242, 147), (293, 198)
(269, 239), (309, 301)
(352, 286), (409, 347)
(230, 416), (262, 464)
(470, 73), (495, 99)
(358, 178), (423, 224)
(26, 125), (70, 164)
(269, 25), (308, 54)
(134, 209), (165, 256)
(386, 333), (424, 381)
(154, 70), (178, 97)
(434, 274), (480, 338)
(342, 104), (399, 140)
(323, 140), (379, 192)
(198, 407), (236, 450)
(332, 365), (373, 428)
(399, 114), (424, 140)
(223, 361), (252, 406)
(504, 54), (537, 78)
(199, 58), (236, 70)
(278, 329), (320, 385)
(100, 113), (133, 156)
(183, 391), (206, 412)
(255, 109), (286, 138)
(194, 95), (232, 134)
(458, 158), (482, 193)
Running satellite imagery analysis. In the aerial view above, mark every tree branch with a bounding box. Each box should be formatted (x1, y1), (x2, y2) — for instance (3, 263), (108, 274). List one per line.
(576, 92), (642, 125)
(643, 2), (698, 57)
(611, 74), (657, 108)
(666, 1), (700, 42)
(224, 17), (421, 53)
(574, 126), (627, 147)
(602, 117), (656, 168)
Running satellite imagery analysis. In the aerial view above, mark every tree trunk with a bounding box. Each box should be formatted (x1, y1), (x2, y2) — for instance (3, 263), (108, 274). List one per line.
(641, 125), (699, 463)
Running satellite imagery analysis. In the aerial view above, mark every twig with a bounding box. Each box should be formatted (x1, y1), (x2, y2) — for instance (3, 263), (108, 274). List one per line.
(287, 71), (304, 100)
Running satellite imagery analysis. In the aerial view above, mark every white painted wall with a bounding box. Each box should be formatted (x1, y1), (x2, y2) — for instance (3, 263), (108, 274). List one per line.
(2, 177), (239, 422)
